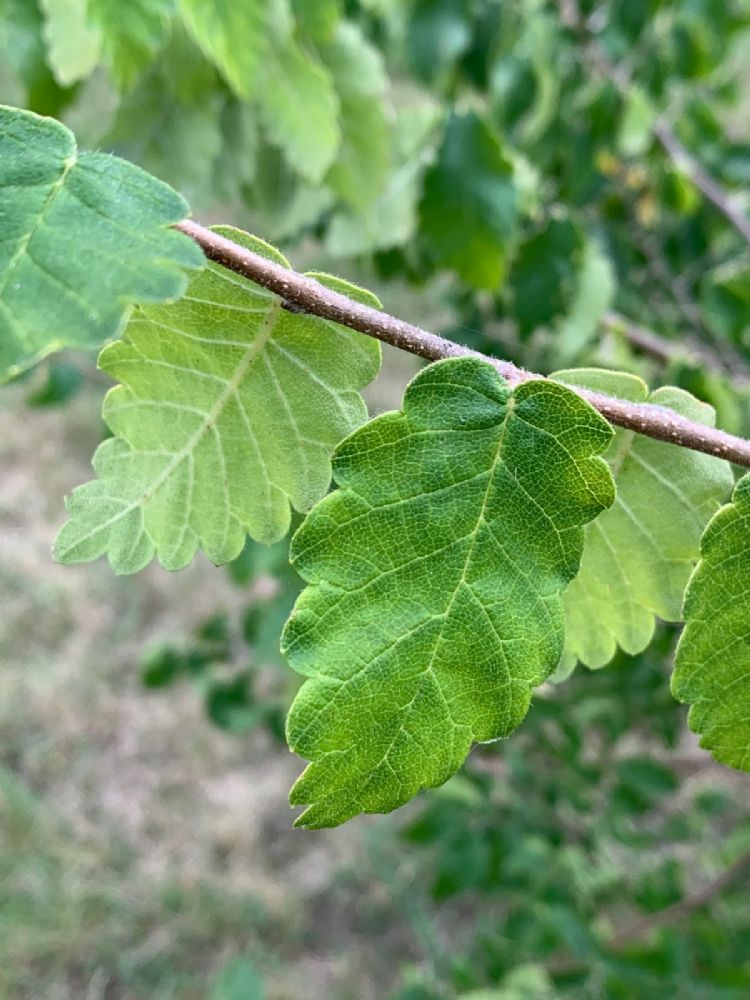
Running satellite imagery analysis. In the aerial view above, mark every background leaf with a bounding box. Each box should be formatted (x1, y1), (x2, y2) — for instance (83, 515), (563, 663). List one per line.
(672, 474), (750, 771)
(54, 227), (381, 573)
(419, 112), (518, 290)
(554, 368), (733, 672)
(178, 0), (267, 99)
(0, 105), (203, 381)
(39, 0), (101, 86)
(88, 0), (173, 90)
(283, 358), (614, 828)
(256, 12), (340, 183)
(322, 23), (390, 211)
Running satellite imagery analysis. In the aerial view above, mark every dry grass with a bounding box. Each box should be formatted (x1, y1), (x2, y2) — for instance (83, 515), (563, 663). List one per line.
(0, 358), (424, 1000)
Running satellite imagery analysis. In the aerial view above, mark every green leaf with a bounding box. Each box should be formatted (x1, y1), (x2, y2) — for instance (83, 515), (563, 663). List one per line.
(179, 0), (267, 98)
(555, 237), (616, 362)
(106, 78), (224, 199)
(292, 0), (342, 43)
(326, 101), (439, 256)
(54, 227), (381, 573)
(282, 358), (614, 827)
(0, 105), (203, 382)
(212, 957), (265, 1000)
(323, 24), (390, 210)
(672, 473), (750, 771)
(419, 112), (517, 290)
(39, 0), (101, 86)
(618, 86), (656, 157)
(1, 0), (75, 116)
(508, 214), (585, 339)
(256, 20), (340, 183)
(553, 369), (733, 672)
(407, 0), (473, 83)
(88, 0), (173, 90)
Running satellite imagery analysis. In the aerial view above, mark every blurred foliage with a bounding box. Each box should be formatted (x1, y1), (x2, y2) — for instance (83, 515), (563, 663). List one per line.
(378, 631), (750, 998)
(140, 536), (301, 741)
(4, 0), (750, 994)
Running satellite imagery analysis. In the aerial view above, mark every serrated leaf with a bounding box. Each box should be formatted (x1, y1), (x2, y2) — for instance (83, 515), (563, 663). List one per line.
(419, 112), (517, 290)
(672, 474), (750, 771)
(179, 0), (267, 98)
(323, 24), (390, 210)
(39, 0), (101, 86)
(0, 105), (204, 382)
(54, 227), (381, 573)
(282, 358), (614, 828)
(256, 23), (340, 183)
(554, 369), (733, 672)
(88, 0), (173, 90)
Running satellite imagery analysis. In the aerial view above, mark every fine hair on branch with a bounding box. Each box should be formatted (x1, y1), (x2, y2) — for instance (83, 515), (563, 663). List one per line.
(176, 219), (750, 470)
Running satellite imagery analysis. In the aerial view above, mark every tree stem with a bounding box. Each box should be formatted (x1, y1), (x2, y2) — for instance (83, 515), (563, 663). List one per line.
(175, 219), (750, 469)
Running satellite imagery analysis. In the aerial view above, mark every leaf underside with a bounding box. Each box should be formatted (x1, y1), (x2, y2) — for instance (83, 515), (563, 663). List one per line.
(672, 473), (750, 771)
(554, 368), (733, 673)
(53, 227), (382, 573)
(0, 104), (204, 381)
(282, 358), (615, 828)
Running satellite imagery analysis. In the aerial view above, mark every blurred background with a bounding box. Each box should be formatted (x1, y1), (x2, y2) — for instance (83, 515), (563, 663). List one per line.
(2, 1), (750, 997)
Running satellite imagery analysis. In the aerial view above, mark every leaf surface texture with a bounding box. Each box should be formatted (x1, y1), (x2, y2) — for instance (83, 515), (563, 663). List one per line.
(283, 358), (615, 828)
(0, 105), (203, 380)
(672, 474), (750, 771)
(554, 369), (733, 672)
(54, 227), (381, 573)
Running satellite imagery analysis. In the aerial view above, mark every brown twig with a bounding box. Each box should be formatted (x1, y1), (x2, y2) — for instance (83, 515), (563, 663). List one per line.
(175, 220), (750, 468)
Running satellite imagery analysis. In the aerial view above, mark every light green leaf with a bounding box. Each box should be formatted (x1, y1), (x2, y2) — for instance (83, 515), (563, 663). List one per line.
(0, 105), (203, 382)
(39, 0), (101, 86)
(179, 0), (267, 98)
(618, 85), (656, 157)
(292, 0), (342, 42)
(672, 474), (750, 771)
(54, 227), (381, 573)
(326, 101), (439, 255)
(554, 369), (733, 672)
(556, 237), (616, 362)
(88, 0), (173, 90)
(1, 0), (73, 116)
(419, 112), (517, 290)
(323, 24), (390, 210)
(282, 359), (614, 828)
(106, 79), (224, 199)
(256, 24), (340, 183)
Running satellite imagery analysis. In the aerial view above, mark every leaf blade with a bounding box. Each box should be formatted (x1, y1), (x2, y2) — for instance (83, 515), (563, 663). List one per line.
(554, 369), (734, 671)
(0, 104), (204, 381)
(54, 227), (381, 572)
(672, 473), (750, 771)
(283, 359), (614, 828)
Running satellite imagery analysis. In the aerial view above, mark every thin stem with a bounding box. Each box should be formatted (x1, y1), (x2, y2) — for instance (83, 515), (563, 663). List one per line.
(653, 120), (750, 248)
(175, 220), (750, 469)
